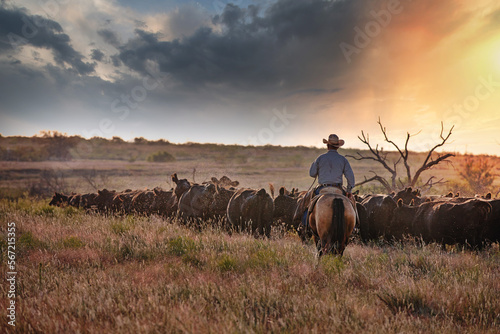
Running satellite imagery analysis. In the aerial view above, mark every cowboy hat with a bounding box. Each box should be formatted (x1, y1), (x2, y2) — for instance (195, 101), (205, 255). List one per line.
(323, 134), (345, 147)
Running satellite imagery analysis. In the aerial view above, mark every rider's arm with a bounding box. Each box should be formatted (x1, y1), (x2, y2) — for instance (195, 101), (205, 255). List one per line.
(344, 159), (355, 193)
(309, 159), (319, 178)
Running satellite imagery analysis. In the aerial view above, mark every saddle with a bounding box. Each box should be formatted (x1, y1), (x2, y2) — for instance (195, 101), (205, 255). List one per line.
(306, 188), (359, 229)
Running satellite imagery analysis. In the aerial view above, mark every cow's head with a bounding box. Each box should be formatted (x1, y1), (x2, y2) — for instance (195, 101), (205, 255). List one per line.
(394, 187), (421, 205)
(210, 185), (235, 216)
(273, 189), (296, 219)
(49, 192), (69, 206)
(171, 173), (191, 199)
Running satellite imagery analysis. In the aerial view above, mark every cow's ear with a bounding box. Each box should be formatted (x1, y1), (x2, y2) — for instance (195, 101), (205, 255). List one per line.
(230, 181), (239, 187)
(154, 188), (160, 195)
(406, 187), (412, 193)
(410, 199), (415, 206)
(98, 190), (103, 195)
(257, 188), (266, 196)
(425, 198), (431, 202)
(485, 193), (492, 199)
(455, 192), (460, 197)
(446, 192), (453, 197)
(211, 177), (219, 184)
(279, 187), (285, 196)
(171, 173), (178, 183)
(206, 184), (216, 193)
(397, 198), (404, 207)
(390, 191), (396, 196)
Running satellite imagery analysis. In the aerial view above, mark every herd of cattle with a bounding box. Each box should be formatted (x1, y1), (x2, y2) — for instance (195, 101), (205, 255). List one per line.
(49, 174), (500, 248)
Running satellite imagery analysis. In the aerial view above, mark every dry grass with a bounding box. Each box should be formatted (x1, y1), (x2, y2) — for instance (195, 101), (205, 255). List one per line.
(1, 199), (499, 333)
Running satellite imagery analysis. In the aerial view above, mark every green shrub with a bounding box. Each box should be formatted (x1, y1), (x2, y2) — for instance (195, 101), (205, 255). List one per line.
(111, 221), (131, 235)
(146, 151), (175, 162)
(216, 254), (238, 272)
(60, 236), (85, 249)
(34, 205), (56, 216)
(320, 254), (345, 275)
(167, 236), (198, 256)
(18, 231), (45, 251)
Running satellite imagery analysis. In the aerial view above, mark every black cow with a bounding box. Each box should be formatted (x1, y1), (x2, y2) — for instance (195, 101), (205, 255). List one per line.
(392, 199), (491, 248)
(360, 195), (397, 241)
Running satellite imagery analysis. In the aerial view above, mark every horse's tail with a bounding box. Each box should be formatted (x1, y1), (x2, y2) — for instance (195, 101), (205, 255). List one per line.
(331, 198), (345, 252)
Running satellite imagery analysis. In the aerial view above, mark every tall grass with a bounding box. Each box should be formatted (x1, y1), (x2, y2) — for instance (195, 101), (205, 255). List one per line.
(0, 199), (499, 333)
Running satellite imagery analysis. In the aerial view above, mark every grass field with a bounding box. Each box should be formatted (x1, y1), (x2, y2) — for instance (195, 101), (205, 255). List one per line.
(0, 199), (499, 333)
(1, 137), (500, 332)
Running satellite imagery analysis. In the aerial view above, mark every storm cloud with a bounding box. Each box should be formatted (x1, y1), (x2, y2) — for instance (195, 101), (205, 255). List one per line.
(0, 6), (95, 75)
(116, 0), (365, 93)
(1, 0), (499, 154)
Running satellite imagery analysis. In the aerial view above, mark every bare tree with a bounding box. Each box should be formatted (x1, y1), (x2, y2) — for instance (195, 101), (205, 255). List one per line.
(81, 169), (109, 191)
(347, 118), (455, 192)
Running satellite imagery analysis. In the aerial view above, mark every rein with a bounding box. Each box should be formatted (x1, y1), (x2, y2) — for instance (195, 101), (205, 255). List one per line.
(307, 176), (317, 193)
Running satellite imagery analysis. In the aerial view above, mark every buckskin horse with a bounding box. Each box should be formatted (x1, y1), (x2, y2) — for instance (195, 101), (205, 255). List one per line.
(304, 188), (357, 256)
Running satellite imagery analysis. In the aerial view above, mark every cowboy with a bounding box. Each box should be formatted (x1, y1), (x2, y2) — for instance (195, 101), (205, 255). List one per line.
(300, 134), (356, 228)
(310, 134), (355, 196)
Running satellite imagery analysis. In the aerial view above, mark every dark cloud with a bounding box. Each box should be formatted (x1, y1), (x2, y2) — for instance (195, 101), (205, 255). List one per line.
(90, 48), (105, 61)
(97, 28), (121, 47)
(115, 0), (365, 95)
(110, 54), (121, 67)
(0, 6), (95, 75)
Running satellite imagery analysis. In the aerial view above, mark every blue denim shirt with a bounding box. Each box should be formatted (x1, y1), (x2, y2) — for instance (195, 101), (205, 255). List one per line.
(309, 150), (355, 192)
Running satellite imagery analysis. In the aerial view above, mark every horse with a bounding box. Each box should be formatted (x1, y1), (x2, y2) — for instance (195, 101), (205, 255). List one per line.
(307, 190), (356, 256)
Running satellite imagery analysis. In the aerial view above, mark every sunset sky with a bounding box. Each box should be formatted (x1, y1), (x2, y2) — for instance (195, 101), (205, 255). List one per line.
(1, 0), (500, 155)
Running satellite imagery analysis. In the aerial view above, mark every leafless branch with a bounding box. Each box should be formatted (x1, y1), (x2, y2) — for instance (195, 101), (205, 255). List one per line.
(411, 122), (455, 187)
(351, 118), (455, 193)
(81, 169), (108, 191)
(346, 129), (398, 189)
(354, 171), (393, 193)
(378, 117), (413, 184)
(421, 176), (447, 191)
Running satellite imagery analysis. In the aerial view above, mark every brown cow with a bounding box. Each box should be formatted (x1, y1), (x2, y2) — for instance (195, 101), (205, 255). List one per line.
(484, 199), (500, 244)
(273, 187), (301, 230)
(292, 189), (316, 242)
(355, 202), (369, 242)
(130, 190), (156, 215)
(212, 176), (239, 188)
(209, 185), (235, 219)
(111, 190), (141, 214)
(49, 192), (70, 207)
(360, 195), (397, 241)
(80, 193), (98, 210)
(94, 189), (116, 213)
(393, 187), (422, 205)
(152, 188), (176, 217)
(392, 198), (492, 248)
(68, 194), (81, 208)
(387, 199), (417, 241)
(171, 173), (191, 199)
(227, 188), (274, 237)
(178, 183), (217, 222)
